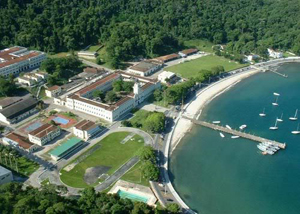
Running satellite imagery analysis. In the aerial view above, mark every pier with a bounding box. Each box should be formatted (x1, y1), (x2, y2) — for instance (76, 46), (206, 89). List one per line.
(184, 117), (286, 149)
(270, 69), (288, 78)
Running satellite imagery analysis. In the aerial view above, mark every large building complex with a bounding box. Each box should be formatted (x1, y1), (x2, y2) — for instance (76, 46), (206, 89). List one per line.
(0, 46), (46, 77)
(127, 60), (162, 76)
(0, 166), (13, 185)
(0, 95), (39, 124)
(54, 71), (161, 122)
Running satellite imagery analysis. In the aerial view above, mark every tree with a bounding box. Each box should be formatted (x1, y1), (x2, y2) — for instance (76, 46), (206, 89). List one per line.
(153, 89), (163, 102)
(144, 112), (166, 133)
(93, 90), (105, 101)
(166, 203), (181, 213)
(96, 56), (102, 65)
(142, 160), (159, 181)
(105, 91), (117, 103)
(112, 80), (123, 92)
(139, 146), (156, 162)
(0, 77), (17, 97)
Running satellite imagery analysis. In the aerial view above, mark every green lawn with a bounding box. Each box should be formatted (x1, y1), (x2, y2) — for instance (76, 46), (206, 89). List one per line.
(184, 39), (214, 53)
(120, 161), (150, 187)
(166, 55), (248, 79)
(48, 52), (73, 58)
(60, 132), (144, 188)
(86, 45), (102, 52)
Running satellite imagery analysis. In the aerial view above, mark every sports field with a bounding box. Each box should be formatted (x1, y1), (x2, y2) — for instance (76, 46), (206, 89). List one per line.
(60, 132), (144, 188)
(166, 55), (247, 79)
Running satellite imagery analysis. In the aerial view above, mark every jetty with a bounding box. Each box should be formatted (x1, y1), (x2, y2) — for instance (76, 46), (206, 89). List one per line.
(270, 70), (288, 78)
(183, 117), (286, 149)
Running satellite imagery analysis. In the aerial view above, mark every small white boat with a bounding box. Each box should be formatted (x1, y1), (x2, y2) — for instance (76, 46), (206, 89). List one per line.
(239, 124), (247, 130)
(266, 150), (274, 155)
(269, 118), (278, 130)
(259, 108), (266, 117)
(277, 113), (283, 122)
(272, 96), (279, 106)
(289, 109), (298, 121)
(213, 121), (221, 124)
(292, 123), (300, 135)
(273, 92), (280, 96)
(231, 136), (240, 139)
(220, 132), (225, 138)
(226, 125), (232, 130)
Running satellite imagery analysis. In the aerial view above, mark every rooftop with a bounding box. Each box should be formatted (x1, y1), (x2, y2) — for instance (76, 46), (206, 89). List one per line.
(47, 85), (61, 91)
(0, 96), (38, 119)
(5, 132), (34, 149)
(0, 51), (41, 69)
(76, 72), (120, 96)
(179, 48), (198, 55)
(75, 120), (97, 131)
(29, 123), (59, 138)
(117, 71), (157, 83)
(129, 61), (159, 72)
(0, 165), (11, 176)
(153, 53), (180, 62)
(49, 137), (82, 157)
(0, 97), (23, 109)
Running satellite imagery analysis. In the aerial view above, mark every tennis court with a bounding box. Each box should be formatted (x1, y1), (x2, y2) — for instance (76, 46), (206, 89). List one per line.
(25, 121), (43, 132)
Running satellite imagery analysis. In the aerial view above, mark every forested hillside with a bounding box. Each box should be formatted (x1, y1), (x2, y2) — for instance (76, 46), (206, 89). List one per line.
(1, 0), (300, 60)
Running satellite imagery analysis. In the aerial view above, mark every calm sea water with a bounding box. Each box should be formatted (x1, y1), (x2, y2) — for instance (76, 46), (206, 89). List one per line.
(170, 63), (300, 214)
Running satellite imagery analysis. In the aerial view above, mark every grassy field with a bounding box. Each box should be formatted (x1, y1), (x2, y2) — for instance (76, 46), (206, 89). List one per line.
(60, 132), (144, 188)
(166, 55), (248, 79)
(184, 39), (214, 53)
(48, 52), (73, 58)
(120, 161), (150, 187)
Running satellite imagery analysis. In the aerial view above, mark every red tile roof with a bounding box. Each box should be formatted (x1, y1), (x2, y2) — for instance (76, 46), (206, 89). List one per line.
(74, 120), (97, 131)
(180, 48), (198, 55)
(76, 73), (120, 95)
(0, 52), (40, 68)
(153, 53), (180, 63)
(5, 132), (34, 149)
(47, 85), (60, 91)
(29, 123), (59, 138)
(0, 47), (21, 60)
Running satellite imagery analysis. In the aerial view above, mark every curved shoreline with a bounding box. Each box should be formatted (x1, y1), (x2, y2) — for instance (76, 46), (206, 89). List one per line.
(164, 57), (300, 213)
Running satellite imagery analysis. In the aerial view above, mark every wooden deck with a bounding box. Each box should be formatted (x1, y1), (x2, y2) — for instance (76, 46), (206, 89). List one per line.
(184, 117), (286, 149)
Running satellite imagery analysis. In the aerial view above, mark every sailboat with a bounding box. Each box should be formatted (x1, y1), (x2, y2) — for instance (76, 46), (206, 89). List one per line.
(277, 113), (283, 122)
(269, 118), (278, 130)
(291, 123), (300, 135)
(289, 109), (298, 121)
(272, 96), (279, 106)
(259, 108), (266, 117)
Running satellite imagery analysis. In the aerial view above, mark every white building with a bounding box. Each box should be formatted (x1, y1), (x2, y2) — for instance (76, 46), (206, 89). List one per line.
(158, 71), (176, 84)
(178, 48), (198, 58)
(77, 51), (98, 59)
(17, 76), (35, 86)
(0, 166), (13, 185)
(73, 120), (101, 140)
(45, 85), (62, 98)
(0, 46), (46, 78)
(268, 48), (283, 58)
(17, 73), (43, 86)
(28, 123), (61, 146)
(55, 71), (161, 122)
(0, 96), (39, 124)
(2, 132), (39, 152)
(127, 60), (162, 76)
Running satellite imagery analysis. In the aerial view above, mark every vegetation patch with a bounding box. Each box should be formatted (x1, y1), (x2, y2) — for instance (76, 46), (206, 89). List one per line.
(184, 39), (214, 53)
(166, 55), (247, 79)
(60, 132), (144, 188)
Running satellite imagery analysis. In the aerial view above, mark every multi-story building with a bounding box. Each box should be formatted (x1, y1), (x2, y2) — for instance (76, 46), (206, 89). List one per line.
(268, 48), (283, 59)
(28, 123), (61, 146)
(55, 71), (161, 122)
(73, 120), (101, 140)
(0, 166), (13, 185)
(2, 132), (39, 152)
(0, 46), (46, 78)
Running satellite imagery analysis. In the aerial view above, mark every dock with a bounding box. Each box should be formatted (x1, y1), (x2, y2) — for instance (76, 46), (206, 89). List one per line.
(184, 117), (286, 149)
(270, 70), (288, 78)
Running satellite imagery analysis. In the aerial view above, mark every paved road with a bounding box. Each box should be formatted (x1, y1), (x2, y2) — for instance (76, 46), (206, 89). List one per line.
(79, 58), (113, 72)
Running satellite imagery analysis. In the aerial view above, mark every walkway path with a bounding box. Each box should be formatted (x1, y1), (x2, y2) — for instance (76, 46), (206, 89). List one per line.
(79, 58), (113, 72)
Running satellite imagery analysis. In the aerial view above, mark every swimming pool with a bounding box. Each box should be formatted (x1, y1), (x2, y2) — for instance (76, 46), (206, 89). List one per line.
(117, 190), (149, 203)
(52, 116), (69, 125)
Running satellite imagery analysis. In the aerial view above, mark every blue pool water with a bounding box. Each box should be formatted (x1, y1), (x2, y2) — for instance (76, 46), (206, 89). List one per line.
(53, 116), (69, 125)
(117, 190), (149, 203)
(25, 121), (43, 132)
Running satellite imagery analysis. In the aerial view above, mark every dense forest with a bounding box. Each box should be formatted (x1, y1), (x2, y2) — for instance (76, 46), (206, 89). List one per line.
(1, 0), (300, 61)
(0, 183), (180, 214)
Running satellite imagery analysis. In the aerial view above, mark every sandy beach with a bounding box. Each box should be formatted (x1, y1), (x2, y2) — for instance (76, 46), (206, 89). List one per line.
(170, 68), (261, 151)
